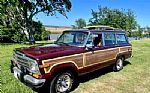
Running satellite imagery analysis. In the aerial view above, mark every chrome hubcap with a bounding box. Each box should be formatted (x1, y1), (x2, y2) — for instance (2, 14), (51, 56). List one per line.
(56, 74), (72, 92)
(116, 59), (123, 70)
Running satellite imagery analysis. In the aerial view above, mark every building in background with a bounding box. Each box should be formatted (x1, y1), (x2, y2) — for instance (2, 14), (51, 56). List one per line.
(44, 25), (72, 40)
(45, 25), (72, 33)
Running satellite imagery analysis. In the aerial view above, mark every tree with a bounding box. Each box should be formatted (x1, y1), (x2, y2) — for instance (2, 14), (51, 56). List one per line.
(0, 0), (27, 43)
(19, 0), (72, 44)
(0, 0), (71, 43)
(126, 9), (137, 37)
(131, 31), (137, 37)
(146, 27), (150, 38)
(32, 21), (46, 41)
(130, 25), (144, 40)
(137, 25), (143, 39)
(89, 6), (137, 36)
(42, 30), (51, 40)
(72, 18), (86, 29)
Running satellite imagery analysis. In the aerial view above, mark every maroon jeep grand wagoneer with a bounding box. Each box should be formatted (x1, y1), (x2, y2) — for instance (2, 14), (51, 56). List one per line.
(10, 26), (132, 93)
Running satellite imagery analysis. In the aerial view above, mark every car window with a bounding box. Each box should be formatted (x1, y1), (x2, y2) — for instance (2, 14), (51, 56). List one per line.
(57, 33), (74, 43)
(104, 33), (116, 46)
(75, 32), (87, 44)
(56, 31), (88, 46)
(116, 34), (128, 44)
(86, 33), (102, 47)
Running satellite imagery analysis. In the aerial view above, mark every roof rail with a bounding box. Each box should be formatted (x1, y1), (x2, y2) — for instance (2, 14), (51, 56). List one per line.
(83, 25), (122, 31)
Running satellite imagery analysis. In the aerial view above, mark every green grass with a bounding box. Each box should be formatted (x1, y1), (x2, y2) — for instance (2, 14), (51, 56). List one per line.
(1, 39), (150, 93)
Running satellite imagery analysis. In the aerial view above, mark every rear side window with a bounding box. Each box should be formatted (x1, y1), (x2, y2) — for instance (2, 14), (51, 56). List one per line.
(116, 34), (128, 44)
(104, 33), (116, 46)
(86, 33), (102, 47)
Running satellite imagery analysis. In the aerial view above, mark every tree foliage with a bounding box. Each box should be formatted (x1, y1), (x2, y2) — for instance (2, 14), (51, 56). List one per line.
(32, 21), (47, 41)
(19, 0), (71, 43)
(42, 30), (51, 40)
(72, 18), (86, 29)
(146, 27), (150, 37)
(130, 26), (143, 40)
(89, 6), (137, 36)
(137, 25), (143, 38)
(0, 0), (27, 43)
(0, 0), (71, 43)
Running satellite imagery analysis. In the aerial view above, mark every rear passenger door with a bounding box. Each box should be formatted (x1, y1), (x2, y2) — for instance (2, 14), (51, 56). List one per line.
(85, 32), (118, 65)
(84, 32), (118, 70)
(103, 32), (119, 61)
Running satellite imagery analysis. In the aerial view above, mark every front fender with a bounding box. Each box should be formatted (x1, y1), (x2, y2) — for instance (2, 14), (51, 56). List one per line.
(40, 62), (79, 80)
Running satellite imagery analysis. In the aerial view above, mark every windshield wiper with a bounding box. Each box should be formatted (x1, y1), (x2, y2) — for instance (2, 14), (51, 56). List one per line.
(56, 42), (69, 46)
(62, 43), (69, 46)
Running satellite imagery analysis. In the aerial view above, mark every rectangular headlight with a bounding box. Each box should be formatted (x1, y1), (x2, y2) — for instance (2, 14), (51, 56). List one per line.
(29, 60), (39, 74)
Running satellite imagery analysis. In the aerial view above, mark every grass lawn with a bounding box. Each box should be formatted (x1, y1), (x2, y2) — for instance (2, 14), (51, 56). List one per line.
(1, 39), (150, 93)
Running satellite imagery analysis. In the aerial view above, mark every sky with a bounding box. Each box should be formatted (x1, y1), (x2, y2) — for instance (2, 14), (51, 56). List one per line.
(34, 0), (150, 27)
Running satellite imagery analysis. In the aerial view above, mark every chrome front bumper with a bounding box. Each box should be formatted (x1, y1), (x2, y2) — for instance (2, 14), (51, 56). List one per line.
(12, 67), (45, 88)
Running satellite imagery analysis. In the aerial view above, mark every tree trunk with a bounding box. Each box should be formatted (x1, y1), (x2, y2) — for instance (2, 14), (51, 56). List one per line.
(28, 27), (35, 44)
(26, 17), (35, 44)
(24, 4), (35, 44)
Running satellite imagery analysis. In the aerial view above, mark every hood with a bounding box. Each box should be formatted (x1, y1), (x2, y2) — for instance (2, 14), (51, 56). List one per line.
(16, 44), (85, 60)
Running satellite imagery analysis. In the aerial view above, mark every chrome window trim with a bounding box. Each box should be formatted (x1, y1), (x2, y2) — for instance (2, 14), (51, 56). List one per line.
(102, 32), (105, 46)
(83, 31), (91, 47)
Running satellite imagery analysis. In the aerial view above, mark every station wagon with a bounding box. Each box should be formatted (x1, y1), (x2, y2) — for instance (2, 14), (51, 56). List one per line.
(10, 26), (132, 93)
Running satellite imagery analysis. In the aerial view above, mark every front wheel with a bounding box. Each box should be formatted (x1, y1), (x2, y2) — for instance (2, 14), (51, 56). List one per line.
(113, 57), (124, 72)
(50, 71), (75, 93)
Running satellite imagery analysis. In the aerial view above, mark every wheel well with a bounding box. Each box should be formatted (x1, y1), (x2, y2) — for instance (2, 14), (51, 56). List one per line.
(122, 55), (125, 60)
(49, 65), (78, 81)
(119, 55), (125, 61)
(117, 54), (125, 61)
(44, 66), (78, 87)
(40, 67), (78, 92)
(56, 67), (78, 76)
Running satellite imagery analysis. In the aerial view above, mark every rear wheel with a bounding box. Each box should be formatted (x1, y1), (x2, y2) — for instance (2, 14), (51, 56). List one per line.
(113, 57), (124, 72)
(49, 71), (75, 93)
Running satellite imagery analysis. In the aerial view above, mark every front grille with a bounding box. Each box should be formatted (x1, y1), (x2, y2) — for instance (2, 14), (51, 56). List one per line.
(13, 51), (30, 69)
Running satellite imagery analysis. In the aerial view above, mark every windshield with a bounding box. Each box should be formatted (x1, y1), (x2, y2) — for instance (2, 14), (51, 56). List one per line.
(56, 31), (89, 46)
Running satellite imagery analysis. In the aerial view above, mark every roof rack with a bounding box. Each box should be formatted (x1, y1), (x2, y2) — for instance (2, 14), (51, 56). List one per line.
(83, 25), (122, 31)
